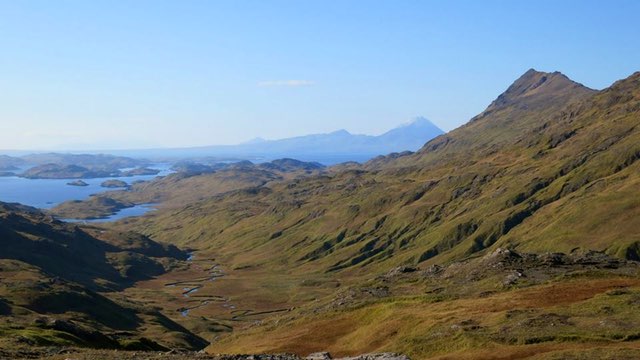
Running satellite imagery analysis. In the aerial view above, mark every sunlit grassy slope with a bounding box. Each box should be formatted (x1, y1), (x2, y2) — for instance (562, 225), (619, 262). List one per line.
(3, 67), (639, 358)
(51, 160), (326, 219)
(125, 70), (639, 274)
(107, 69), (640, 357)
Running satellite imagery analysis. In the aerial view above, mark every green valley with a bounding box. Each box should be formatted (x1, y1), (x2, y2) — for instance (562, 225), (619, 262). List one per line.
(1, 69), (640, 359)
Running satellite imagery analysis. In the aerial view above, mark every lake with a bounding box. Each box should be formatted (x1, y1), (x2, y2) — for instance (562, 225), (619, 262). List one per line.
(60, 203), (158, 223)
(0, 163), (173, 220)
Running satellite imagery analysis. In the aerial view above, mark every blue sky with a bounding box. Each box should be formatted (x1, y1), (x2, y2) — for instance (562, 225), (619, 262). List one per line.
(0, 0), (639, 150)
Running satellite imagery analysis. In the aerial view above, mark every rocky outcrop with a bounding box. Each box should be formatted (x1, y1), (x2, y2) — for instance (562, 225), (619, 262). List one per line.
(67, 180), (89, 186)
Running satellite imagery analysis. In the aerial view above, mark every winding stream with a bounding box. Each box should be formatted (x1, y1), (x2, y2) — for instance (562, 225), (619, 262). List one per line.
(167, 252), (292, 321)
(167, 252), (230, 317)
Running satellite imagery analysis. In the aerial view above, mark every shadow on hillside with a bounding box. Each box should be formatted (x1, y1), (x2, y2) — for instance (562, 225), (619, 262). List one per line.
(0, 214), (182, 291)
(0, 298), (11, 315)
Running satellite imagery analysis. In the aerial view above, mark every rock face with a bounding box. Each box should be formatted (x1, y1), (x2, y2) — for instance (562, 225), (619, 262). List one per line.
(306, 353), (332, 360)
(384, 266), (417, 278)
(429, 248), (635, 289)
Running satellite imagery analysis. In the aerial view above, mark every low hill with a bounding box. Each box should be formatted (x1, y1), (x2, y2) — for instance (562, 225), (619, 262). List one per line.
(50, 158), (327, 220)
(21, 153), (146, 170)
(0, 154), (25, 171)
(0, 202), (207, 351)
(21, 164), (117, 179)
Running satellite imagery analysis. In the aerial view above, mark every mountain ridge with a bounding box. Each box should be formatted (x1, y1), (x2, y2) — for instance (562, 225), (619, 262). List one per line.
(102, 68), (640, 358)
(189, 117), (444, 163)
(116, 67), (640, 288)
(82, 118), (444, 164)
(2, 68), (640, 358)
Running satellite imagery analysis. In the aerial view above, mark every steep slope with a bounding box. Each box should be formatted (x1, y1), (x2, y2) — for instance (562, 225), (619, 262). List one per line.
(96, 69), (640, 357)
(369, 68), (597, 169)
(123, 69), (637, 273)
(105, 68), (636, 329)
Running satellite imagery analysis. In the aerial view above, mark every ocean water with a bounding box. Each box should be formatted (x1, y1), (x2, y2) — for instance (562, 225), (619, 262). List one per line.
(0, 164), (172, 218)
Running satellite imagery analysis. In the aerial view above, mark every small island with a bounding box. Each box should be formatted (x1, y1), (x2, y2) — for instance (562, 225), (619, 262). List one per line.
(0, 171), (15, 177)
(66, 180), (89, 187)
(19, 164), (161, 179)
(22, 164), (116, 179)
(101, 179), (129, 188)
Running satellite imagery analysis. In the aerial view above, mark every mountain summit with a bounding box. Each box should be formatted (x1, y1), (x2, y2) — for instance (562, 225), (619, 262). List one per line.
(125, 70), (640, 357)
(479, 69), (596, 117)
(376, 117), (444, 150)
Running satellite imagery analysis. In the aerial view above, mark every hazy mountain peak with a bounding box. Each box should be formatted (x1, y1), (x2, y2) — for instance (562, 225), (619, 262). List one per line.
(330, 129), (352, 136)
(175, 120), (445, 164)
(376, 117), (444, 152)
(398, 116), (438, 128)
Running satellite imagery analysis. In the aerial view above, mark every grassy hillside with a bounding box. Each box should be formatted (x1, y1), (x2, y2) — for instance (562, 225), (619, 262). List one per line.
(123, 70), (639, 271)
(3, 69), (639, 358)
(209, 249), (640, 358)
(0, 202), (208, 352)
(106, 69), (640, 357)
(50, 159), (326, 220)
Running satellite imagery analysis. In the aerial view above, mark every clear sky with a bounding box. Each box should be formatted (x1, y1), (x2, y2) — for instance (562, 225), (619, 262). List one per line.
(0, 0), (639, 150)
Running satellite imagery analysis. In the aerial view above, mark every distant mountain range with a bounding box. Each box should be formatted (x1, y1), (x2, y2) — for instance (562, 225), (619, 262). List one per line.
(112, 117), (444, 164)
(3, 68), (640, 357)
(0, 118), (444, 165)
(221, 116), (444, 156)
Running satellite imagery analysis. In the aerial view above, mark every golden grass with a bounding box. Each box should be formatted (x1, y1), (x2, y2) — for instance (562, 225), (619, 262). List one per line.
(208, 277), (640, 359)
